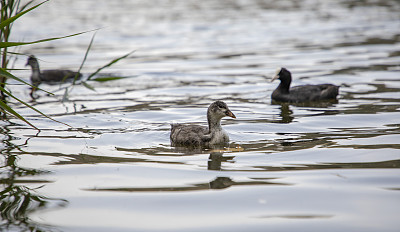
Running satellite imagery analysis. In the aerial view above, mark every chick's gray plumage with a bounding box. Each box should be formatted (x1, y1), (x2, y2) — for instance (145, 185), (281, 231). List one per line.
(271, 67), (339, 103)
(170, 101), (236, 147)
(26, 55), (81, 87)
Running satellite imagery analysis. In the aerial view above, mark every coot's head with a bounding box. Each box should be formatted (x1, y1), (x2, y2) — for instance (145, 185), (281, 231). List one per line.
(208, 101), (236, 120)
(271, 67), (291, 82)
(26, 55), (38, 67)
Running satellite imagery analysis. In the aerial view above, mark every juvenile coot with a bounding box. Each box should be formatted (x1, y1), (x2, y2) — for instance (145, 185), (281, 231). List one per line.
(170, 101), (236, 147)
(26, 55), (81, 95)
(271, 67), (339, 103)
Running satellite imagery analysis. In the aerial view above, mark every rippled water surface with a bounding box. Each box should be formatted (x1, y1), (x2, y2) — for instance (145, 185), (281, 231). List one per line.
(2, 0), (400, 231)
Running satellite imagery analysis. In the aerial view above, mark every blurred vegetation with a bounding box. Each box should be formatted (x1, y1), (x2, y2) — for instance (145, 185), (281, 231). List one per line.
(0, 0), (133, 129)
(0, 0), (87, 129)
(0, 124), (67, 231)
(0, 2), (134, 228)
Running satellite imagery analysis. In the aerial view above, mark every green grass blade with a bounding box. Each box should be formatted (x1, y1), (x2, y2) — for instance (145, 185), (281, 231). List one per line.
(0, 86), (70, 128)
(77, 33), (96, 76)
(3, 51), (25, 56)
(68, 32), (97, 86)
(0, 99), (38, 130)
(0, 30), (92, 49)
(18, 1), (36, 13)
(87, 50), (135, 81)
(0, 0), (49, 30)
(0, 67), (52, 95)
(81, 81), (96, 91)
(92, 76), (126, 82)
(0, 67), (33, 86)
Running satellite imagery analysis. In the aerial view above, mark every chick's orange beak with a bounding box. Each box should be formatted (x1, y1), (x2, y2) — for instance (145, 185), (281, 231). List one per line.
(226, 110), (236, 118)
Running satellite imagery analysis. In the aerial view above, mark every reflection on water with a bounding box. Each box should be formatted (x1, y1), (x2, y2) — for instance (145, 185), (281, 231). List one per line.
(254, 159), (400, 172)
(276, 104), (294, 123)
(0, 125), (67, 232)
(2, 0), (400, 231)
(86, 176), (289, 193)
(208, 152), (235, 171)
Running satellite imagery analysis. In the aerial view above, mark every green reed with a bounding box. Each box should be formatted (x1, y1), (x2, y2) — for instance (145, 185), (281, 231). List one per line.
(0, 0), (132, 129)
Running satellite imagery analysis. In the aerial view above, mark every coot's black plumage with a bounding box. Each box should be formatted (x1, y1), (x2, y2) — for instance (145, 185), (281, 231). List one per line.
(170, 101), (236, 147)
(26, 55), (81, 96)
(271, 68), (339, 103)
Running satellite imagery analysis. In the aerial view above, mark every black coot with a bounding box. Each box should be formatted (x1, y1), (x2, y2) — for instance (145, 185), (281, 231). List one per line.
(271, 68), (339, 103)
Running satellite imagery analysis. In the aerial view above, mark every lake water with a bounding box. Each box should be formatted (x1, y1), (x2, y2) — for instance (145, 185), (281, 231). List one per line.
(2, 0), (400, 231)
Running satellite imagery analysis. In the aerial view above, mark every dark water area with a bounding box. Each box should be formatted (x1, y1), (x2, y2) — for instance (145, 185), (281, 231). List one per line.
(2, 0), (400, 231)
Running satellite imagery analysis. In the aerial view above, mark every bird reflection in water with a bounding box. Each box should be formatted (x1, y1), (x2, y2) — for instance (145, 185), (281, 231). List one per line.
(208, 152), (235, 171)
(278, 104), (294, 123)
